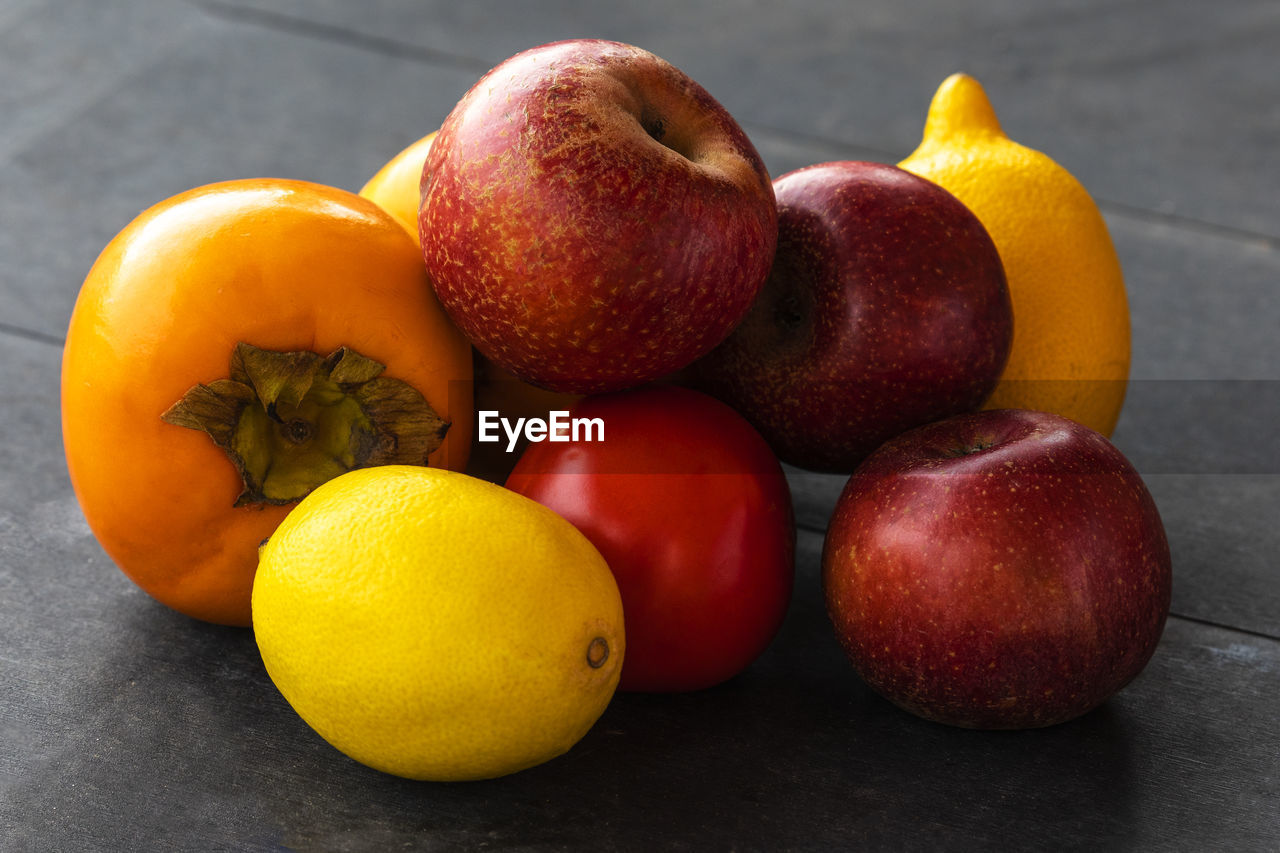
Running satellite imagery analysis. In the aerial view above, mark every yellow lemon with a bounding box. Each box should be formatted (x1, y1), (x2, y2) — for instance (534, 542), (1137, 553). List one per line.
(899, 74), (1130, 436)
(252, 465), (624, 781)
(358, 131), (437, 236)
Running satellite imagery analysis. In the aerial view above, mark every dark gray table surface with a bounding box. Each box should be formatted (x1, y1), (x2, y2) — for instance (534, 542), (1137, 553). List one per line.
(3, 1), (1278, 850)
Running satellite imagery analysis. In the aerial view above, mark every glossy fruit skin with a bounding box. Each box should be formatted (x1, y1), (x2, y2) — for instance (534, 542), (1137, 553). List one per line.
(62, 180), (473, 626)
(506, 385), (795, 692)
(420, 39), (777, 394)
(694, 161), (1013, 474)
(899, 73), (1130, 436)
(254, 466), (623, 782)
(822, 409), (1171, 729)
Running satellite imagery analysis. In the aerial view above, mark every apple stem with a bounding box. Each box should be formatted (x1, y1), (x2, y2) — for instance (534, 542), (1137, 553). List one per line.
(948, 437), (997, 457)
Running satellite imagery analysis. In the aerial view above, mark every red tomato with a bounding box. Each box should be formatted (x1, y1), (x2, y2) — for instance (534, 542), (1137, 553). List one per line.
(505, 385), (795, 692)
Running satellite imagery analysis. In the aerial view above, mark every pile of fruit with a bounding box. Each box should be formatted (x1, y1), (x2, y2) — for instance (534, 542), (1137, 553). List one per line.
(60, 40), (1171, 782)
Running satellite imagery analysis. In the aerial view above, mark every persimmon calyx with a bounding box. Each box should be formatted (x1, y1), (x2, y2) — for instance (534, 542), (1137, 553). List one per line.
(162, 343), (449, 507)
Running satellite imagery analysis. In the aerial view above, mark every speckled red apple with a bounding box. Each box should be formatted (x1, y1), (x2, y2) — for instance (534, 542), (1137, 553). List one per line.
(693, 160), (1012, 473)
(419, 39), (777, 394)
(822, 408), (1172, 729)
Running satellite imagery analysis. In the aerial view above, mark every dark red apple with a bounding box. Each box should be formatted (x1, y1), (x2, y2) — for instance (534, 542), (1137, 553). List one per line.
(821, 408), (1172, 729)
(419, 39), (777, 394)
(692, 160), (1012, 473)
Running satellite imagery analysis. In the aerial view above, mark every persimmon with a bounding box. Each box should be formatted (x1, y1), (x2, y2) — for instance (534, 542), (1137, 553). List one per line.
(62, 179), (473, 626)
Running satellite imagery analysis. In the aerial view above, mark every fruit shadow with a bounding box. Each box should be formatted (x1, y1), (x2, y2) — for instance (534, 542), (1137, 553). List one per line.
(763, 532), (1143, 847)
(8, 554), (1140, 850)
(257, 530), (1142, 849)
(292, 530), (1140, 849)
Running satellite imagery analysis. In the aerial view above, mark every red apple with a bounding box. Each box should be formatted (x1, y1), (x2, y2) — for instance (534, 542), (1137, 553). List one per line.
(692, 160), (1012, 473)
(822, 408), (1172, 729)
(420, 39), (777, 394)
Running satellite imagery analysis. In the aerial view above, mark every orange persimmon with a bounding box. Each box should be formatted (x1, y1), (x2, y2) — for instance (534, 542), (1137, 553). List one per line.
(62, 179), (473, 626)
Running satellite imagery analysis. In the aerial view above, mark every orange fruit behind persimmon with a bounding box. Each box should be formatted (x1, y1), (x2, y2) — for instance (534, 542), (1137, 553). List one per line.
(61, 179), (473, 626)
(358, 131), (438, 235)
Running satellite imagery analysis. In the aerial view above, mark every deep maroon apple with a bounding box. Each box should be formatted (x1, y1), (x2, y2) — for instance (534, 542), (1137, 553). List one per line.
(693, 160), (1012, 473)
(822, 408), (1172, 729)
(420, 39), (777, 394)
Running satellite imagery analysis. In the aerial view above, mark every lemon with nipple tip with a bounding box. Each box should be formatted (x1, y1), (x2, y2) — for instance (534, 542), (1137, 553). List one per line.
(899, 73), (1131, 436)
